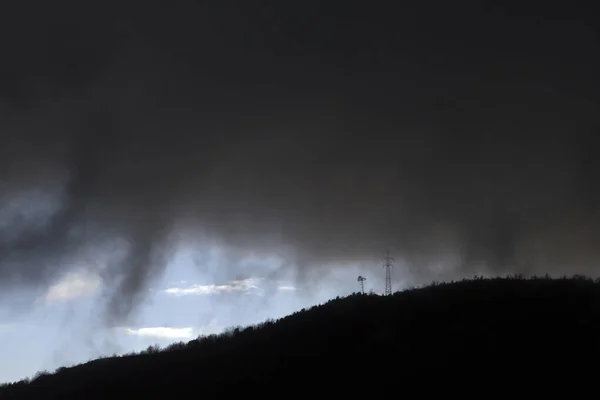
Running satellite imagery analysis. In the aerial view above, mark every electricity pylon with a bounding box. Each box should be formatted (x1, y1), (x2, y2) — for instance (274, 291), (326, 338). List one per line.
(383, 250), (393, 296)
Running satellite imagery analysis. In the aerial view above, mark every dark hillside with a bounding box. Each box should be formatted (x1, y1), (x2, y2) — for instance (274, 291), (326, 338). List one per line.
(2, 275), (600, 398)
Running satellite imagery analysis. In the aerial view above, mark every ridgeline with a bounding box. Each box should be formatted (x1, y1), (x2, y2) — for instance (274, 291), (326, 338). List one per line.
(2, 275), (599, 398)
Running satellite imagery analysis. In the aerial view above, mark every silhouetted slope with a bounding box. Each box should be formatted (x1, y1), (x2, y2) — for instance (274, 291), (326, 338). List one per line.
(2, 275), (600, 398)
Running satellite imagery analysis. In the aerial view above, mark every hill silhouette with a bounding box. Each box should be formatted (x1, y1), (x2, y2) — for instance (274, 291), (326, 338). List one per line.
(1, 274), (599, 398)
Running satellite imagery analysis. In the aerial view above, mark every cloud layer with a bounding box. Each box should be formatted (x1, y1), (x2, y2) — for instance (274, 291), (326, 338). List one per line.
(163, 278), (296, 297)
(0, 2), (598, 323)
(123, 327), (195, 341)
(45, 270), (102, 303)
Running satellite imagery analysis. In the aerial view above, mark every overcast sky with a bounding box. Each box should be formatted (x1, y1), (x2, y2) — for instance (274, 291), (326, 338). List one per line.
(0, 0), (598, 384)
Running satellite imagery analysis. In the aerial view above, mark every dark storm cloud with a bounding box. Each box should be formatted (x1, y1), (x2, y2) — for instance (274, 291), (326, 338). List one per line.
(0, 1), (599, 319)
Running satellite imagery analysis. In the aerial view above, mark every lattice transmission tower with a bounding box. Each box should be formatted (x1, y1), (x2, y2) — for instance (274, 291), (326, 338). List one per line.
(383, 250), (394, 296)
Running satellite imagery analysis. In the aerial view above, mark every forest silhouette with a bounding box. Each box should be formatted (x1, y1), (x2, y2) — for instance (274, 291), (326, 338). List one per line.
(1, 274), (598, 398)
